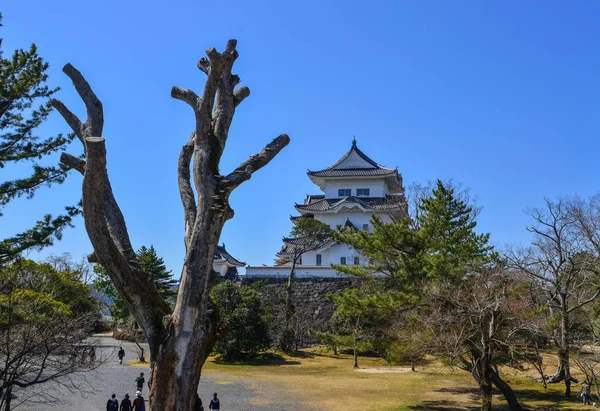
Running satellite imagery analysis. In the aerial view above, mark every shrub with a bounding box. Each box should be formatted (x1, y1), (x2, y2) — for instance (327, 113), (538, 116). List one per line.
(212, 281), (271, 359)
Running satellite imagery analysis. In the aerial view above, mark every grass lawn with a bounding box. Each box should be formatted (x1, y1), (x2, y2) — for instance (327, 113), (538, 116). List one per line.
(199, 348), (592, 411)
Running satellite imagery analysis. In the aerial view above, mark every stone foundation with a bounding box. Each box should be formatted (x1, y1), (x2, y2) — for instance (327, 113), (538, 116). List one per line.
(242, 276), (361, 347)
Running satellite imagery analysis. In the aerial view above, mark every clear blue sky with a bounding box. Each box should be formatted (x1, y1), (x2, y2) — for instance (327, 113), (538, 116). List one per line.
(3, 0), (599, 276)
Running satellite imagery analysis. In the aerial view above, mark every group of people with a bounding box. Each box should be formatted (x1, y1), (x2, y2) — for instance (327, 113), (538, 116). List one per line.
(106, 371), (221, 411)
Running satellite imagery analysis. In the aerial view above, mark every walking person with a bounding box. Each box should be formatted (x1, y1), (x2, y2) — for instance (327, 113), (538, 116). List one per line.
(580, 381), (591, 405)
(106, 393), (119, 411)
(135, 372), (145, 393)
(132, 391), (145, 411)
(120, 393), (132, 411)
(209, 393), (220, 410)
(118, 347), (125, 364)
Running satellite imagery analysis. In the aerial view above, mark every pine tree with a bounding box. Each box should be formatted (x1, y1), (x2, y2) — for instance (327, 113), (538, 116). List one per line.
(92, 245), (177, 321)
(137, 245), (178, 298)
(417, 180), (496, 283)
(0, 13), (79, 264)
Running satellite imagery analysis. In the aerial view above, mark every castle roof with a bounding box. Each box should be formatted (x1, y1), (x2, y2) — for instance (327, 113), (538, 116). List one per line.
(277, 236), (335, 258)
(307, 140), (402, 191)
(213, 246), (245, 267)
(295, 195), (406, 214)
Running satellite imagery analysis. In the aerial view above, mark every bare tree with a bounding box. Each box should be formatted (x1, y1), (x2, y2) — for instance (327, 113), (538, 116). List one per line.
(417, 267), (529, 411)
(0, 261), (100, 411)
(506, 198), (600, 397)
(51, 40), (289, 410)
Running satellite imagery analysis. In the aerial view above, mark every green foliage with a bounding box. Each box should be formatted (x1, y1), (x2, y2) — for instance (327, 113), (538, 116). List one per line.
(92, 245), (177, 321)
(0, 14), (79, 264)
(330, 180), (496, 366)
(334, 215), (426, 302)
(0, 259), (98, 325)
(417, 180), (496, 283)
(211, 281), (271, 359)
(137, 245), (178, 298)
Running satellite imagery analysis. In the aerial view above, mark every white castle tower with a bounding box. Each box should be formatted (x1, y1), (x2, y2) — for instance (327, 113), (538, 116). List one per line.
(245, 139), (406, 278)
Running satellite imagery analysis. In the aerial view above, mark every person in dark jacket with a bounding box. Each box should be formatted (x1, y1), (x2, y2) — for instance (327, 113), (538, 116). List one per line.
(135, 372), (145, 393)
(209, 393), (220, 410)
(118, 347), (125, 364)
(120, 393), (132, 411)
(106, 393), (118, 411)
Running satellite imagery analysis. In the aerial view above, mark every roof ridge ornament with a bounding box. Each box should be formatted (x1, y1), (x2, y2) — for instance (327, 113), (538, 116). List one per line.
(352, 135), (357, 148)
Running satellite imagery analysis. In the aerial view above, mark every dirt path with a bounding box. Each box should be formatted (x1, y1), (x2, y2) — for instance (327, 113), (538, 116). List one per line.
(13, 335), (313, 411)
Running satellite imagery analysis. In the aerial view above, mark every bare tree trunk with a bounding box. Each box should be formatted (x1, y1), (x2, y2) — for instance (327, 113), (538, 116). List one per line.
(284, 257), (297, 331)
(547, 295), (574, 397)
(52, 41), (289, 411)
(490, 369), (523, 411)
(3, 387), (11, 411)
(479, 347), (493, 411)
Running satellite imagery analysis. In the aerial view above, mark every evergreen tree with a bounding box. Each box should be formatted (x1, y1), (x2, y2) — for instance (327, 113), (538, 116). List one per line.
(137, 245), (178, 298)
(211, 281), (271, 359)
(92, 245), (176, 321)
(0, 14), (79, 264)
(418, 180), (496, 283)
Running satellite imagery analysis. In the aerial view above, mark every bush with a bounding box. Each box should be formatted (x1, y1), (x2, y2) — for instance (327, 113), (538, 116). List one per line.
(212, 281), (271, 359)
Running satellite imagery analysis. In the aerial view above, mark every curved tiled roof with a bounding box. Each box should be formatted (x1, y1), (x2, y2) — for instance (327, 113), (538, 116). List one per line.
(295, 195), (405, 213)
(307, 167), (398, 178)
(214, 246), (246, 267)
(307, 140), (397, 177)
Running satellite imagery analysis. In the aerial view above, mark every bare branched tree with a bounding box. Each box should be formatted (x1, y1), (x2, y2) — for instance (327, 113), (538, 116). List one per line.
(51, 40), (289, 410)
(417, 267), (531, 411)
(506, 198), (600, 397)
(0, 263), (101, 411)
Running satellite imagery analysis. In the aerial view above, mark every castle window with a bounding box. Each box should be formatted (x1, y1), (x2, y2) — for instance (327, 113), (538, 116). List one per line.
(338, 189), (351, 197)
(356, 188), (370, 196)
(354, 256), (360, 265)
(316, 254), (322, 266)
(340, 256), (346, 265)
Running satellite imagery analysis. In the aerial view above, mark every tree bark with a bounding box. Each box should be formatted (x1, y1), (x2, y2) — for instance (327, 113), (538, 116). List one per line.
(52, 41), (290, 411)
(490, 369), (523, 411)
(547, 294), (573, 397)
(479, 348), (493, 411)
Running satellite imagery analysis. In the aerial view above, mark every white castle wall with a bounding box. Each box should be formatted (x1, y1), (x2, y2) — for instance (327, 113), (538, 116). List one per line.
(323, 178), (387, 198)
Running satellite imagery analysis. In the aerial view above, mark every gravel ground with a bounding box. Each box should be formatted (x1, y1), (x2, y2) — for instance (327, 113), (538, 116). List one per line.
(13, 336), (312, 411)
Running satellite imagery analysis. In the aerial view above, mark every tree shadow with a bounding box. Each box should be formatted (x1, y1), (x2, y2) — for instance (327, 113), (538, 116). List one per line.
(211, 353), (301, 366)
(407, 400), (479, 410)
(409, 384), (586, 411)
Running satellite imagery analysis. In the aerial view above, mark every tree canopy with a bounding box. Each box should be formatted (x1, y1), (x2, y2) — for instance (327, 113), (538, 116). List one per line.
(0, 13), (78, 264)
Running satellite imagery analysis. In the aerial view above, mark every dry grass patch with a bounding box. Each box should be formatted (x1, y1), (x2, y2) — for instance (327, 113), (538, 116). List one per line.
(203, 348), (593, 410)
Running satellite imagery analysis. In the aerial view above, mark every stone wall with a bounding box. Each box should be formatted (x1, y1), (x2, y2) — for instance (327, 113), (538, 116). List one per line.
(242, 276), (361, 347)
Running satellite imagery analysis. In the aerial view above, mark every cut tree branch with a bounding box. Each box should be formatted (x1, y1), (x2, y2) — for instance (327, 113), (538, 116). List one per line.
(171, 87), (201, 111)
(62, 64), (104, 137)
(59, 153), (85, 174)
(233, 86), (250, 107)
(178, 135), (196, 247)
(197, 57), (210, 75)
(223, 133), (290, 191)
(50, 99), (83, 142)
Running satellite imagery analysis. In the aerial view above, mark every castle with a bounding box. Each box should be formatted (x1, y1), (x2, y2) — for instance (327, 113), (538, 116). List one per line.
(245, 139), (406, 278)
